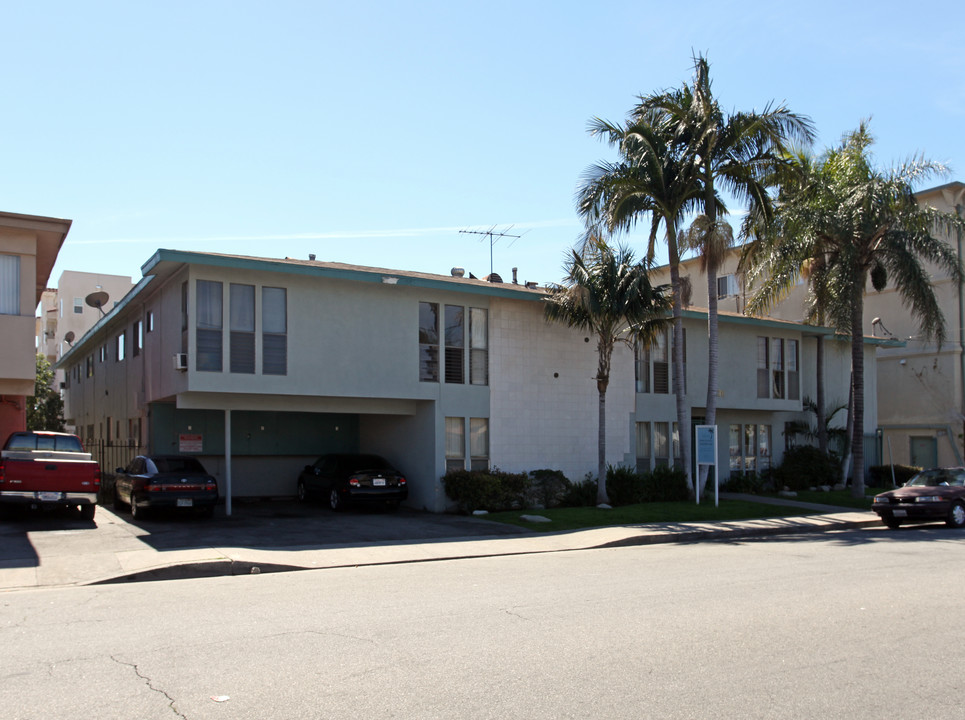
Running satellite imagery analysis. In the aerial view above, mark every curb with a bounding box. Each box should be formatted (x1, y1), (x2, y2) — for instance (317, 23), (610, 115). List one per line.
(82, 514), (885, 585)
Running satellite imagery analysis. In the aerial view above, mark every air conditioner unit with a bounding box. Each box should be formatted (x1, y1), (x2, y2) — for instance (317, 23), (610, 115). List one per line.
(174, 353), (188, 371)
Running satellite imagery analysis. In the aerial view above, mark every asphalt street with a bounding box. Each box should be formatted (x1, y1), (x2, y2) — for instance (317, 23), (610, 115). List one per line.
(2, 527), (963, 719)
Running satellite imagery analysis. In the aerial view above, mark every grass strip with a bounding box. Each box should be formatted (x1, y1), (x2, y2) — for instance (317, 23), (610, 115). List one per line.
(481, 499), (825, 533)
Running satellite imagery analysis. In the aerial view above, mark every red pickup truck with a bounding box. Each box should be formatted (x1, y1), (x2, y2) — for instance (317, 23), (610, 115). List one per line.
(0, 431), (101, 520)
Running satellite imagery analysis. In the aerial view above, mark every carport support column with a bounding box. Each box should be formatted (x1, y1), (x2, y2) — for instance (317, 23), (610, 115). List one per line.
(225, 409), (232, 517)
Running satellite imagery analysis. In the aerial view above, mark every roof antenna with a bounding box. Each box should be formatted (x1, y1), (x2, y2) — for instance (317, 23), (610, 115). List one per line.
(459, 226), (522, 280)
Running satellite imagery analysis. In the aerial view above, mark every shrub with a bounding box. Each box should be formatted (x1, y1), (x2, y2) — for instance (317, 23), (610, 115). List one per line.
(605, 464), (645, 505)
(640, 465), (691, 502)
(527, 469), (571, 508)
(560, 473), (598, 507)
(721, 471), (765, 495)
(442, 468), (529, 513)
(868, 464), (921, 488)
(773, 445), (839, 490)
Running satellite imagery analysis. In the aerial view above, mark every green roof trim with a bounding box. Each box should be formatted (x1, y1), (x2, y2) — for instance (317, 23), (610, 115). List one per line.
(142, 249), (545, 301)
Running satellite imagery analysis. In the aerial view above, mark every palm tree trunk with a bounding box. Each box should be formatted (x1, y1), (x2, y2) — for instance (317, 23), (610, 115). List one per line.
(668, 230), (693, 496)
(698, 265), (720, 497)
(850, 294), (866, 499)
(598, 386), (608, 505)
(816, 335), (828, 456)
(597, 344), (611, 506)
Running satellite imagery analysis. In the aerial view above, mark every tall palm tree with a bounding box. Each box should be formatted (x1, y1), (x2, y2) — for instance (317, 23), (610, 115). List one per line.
(745, 124), (965, 497)
(634, 55), (815, 496)
(544, 240), (672, 505)
(577, 117), (702, 495)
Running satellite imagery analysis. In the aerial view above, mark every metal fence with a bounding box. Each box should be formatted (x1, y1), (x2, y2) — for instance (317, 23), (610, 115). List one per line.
(83, 439), (143, 478)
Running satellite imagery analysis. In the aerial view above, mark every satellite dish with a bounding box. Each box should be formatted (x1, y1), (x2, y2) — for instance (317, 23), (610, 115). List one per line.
(64, 331), (75, 346)
(85, 291), (110, 316)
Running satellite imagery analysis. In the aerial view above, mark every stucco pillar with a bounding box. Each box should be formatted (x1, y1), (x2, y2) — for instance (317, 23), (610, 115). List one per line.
(225, 408), (232, 517)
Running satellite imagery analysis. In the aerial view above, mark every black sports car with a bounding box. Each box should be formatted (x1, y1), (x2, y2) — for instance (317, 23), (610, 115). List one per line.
(114, 455), (218, 519)
(296, 453), (407, 511)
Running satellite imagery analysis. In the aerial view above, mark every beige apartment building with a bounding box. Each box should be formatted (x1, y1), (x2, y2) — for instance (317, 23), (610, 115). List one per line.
(36, 271), (134, 388)
(0, 211), (71, 442)
(655, 180), (965, 472)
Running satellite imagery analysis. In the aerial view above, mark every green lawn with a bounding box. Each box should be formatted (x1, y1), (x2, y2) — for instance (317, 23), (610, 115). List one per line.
(480, 499), (827, 533)
(763, 488), (881, 510)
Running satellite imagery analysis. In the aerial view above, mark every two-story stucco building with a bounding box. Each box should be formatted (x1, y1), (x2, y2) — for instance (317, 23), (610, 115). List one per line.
(665, 181), (964, 471)
(0, 211), (71, 442)
(58, 248), (879, 512)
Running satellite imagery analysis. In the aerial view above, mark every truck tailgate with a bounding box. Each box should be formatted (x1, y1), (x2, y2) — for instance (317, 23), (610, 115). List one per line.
(0, 457), (100, 494)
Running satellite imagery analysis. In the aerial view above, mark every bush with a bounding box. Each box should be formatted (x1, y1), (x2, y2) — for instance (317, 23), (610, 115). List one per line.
(640, 465), (691, 502)
(527, 469), (571, 508)
(773, 445), (839, 490)
(560, 473), (598, 507)
(868, 464), (921, 488)
(558, 465), (692, 507)
(605, 465), (645, 505)
(442, 468), (530, 513)
(721, 471), (765, 495)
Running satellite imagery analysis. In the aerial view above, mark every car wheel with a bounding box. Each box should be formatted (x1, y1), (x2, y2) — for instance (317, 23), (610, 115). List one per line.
(114, 487), (127, 511)
(297, 480), (307, 503)
(329, 488), (343, 512)
(131, 499), (147, 520)
(946, 502), (965, 529)
(386, 501), (400, 512)
(883, 517), (901, 530)
(79, 504), (96, 521)
(199, 505), (215, 519)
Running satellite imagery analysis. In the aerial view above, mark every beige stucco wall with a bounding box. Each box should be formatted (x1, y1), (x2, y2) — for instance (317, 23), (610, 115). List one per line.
(489, 295), (636, 483)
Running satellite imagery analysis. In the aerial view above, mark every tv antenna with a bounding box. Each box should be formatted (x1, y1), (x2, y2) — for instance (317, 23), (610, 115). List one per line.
(85, 291), (110, 316)
(459, 226), (522, 280)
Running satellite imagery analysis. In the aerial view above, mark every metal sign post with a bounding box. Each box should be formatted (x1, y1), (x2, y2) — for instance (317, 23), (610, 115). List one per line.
(695, 425), (719, 507)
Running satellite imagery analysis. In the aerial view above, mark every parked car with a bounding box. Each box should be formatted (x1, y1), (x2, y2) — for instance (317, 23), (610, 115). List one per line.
(114, 455), (219, 519)
(872, 467), (965, 529)
(297, 453), (407, 511)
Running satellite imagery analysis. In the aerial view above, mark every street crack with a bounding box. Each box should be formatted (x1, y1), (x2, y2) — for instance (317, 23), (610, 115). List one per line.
(111, 655), (186, 719)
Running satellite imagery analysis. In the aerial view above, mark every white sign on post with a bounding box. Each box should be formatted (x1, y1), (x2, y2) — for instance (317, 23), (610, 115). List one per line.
(695, 425), (719, 507)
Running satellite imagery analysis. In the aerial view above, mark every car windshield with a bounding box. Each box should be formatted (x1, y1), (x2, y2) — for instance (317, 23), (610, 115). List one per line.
(154, 457), (207, 474)
(905, 469), (965, 487)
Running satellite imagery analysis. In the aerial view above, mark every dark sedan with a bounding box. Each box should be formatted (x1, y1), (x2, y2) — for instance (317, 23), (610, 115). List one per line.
(296, 453), (407, 511)
(872, 467), (965, 529)
(114, 455), (219, 519)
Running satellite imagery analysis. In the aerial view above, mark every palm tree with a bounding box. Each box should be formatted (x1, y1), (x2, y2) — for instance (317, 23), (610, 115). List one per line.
(577, 116), (702, 495)
(634, 55), (815, 495)
(745, 123), (965, 497)
(544, 240), (672, 505)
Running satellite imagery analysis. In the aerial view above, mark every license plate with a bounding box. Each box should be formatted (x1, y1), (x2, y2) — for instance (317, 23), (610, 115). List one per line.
(38, 491), (62, 502)
(373, 478), (386, 487)
(177, 498), (193, 507)
(894, 509), (907, 517)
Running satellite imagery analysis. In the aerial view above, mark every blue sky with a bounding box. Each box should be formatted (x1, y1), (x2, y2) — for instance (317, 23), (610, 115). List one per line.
(3, 1), (963, 292)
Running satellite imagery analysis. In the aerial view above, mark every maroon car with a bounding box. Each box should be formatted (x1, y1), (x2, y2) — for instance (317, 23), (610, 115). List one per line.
(872, 468), (965, 530)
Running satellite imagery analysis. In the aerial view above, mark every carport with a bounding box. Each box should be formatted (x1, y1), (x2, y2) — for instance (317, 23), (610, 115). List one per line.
(153, 394), (440, 515)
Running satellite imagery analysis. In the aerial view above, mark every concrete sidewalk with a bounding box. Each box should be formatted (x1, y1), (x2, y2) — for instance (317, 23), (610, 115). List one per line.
(0, 495), (884, 591)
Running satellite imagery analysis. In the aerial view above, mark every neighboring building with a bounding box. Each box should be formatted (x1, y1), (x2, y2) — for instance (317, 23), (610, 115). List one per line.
(874, 181), (965, 468)
(0, 211), (72, 441)
(58, 248), (873, 512)
(657, 180), (965, 472)
(36, 271), (135, 388)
